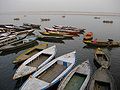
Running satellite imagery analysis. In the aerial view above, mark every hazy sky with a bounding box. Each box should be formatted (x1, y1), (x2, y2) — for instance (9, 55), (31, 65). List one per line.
(0, 0), (120, 13)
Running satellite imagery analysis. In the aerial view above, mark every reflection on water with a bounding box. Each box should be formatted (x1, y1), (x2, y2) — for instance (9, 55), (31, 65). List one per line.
(0, 14), (120, 90)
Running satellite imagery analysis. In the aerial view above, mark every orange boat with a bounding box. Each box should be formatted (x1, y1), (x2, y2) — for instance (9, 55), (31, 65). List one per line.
(83, 32), (93, 41)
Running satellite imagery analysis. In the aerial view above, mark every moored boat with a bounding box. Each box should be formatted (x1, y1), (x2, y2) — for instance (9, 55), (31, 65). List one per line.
(53, 25), (85, 34)
(94, 48), (110, 68)
(83, 39), (120, 47)
(15, 29), (34, 35)
(89, 67), (115, 90)
(57, 60), (90, 90)
(14, 18), (20, 20)
(40, 31), (74, 38)
(103, 20), (113, 24)
(0, 38), (38, 52)
(53, 25), (85, 30)
(83, 32), (93, 41)
(20, 51), (76, 90)
(94, 17), (100, 19)
(40, 18), (50, 21)
(37, 36), (65, 43)
(13, 45), (56, 80)
(23, 23), (41, 29)
(13, 43), (48, 64)
(0, 34), (27, 47)
(44, 27), (80, 36)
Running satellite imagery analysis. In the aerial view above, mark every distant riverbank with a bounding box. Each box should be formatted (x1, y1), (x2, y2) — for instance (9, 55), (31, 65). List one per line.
(0, 11), (120, 16)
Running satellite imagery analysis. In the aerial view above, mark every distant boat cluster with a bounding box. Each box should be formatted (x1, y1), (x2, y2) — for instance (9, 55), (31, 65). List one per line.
(94, 16), (114, 24)
(94, 16), (100, 19)
(14, 18), (20, 20)
(40, 18), (50, 21)
(103, 20), (113, 23)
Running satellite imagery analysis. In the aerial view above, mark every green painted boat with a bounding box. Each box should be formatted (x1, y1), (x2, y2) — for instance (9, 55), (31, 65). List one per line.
(57, 60), (90, 90)
(13, 43), (48, 64)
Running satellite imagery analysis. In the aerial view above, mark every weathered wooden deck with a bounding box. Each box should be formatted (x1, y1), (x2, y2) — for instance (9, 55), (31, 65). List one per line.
(27, 54), (50, 68)
(26, 49), (42, 56)
(37, 63), (66, 83)
(89, 67), (114, 90)
(94, 80), (110, 90)
(97, 54), (109, 68)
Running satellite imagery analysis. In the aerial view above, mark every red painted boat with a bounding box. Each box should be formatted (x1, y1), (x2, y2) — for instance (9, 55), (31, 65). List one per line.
(83, 32), (93, 40)
(44, 27), (80, 36)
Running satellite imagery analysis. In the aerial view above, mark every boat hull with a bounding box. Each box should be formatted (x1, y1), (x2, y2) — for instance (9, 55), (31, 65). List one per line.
(0, 40), (38, 52)
(20, 51), (76, 90)
(13, 45), (56, 80)
(57, 60), (90, 90)
(89, 67), (115, 90)
(94, 48), (110, 68)
(13, 43), (48, 64)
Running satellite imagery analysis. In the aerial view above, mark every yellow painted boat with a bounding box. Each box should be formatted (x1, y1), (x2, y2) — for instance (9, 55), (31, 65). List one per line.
(13, 43), (48, 64)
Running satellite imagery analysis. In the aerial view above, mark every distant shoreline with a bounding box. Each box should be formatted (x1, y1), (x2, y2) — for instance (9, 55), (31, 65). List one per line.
(0, 11), (120, 16)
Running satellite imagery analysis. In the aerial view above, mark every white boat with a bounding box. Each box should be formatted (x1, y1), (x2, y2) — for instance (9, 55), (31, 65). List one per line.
(57, 60), (90, 90)
(13, 45), (56, 80)
(20, 51), (76, 90)
(0, 32), (11, 37)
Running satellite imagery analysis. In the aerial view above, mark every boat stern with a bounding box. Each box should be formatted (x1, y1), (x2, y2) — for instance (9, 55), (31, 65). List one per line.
(13, 66), (36, 80)
(20, 77), (50, 90)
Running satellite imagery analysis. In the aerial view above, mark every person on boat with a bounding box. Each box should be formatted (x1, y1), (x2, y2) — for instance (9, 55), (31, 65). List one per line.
(108, 39), (113, 46)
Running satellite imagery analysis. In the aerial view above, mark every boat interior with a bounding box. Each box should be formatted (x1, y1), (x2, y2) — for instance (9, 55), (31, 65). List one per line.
(37, 60), (71, 83)
(64, 73), (87, 90)
(26, 53), (51, 68)
(26, 48), (43, 56)
(94, 80), (110, 90)
(97, 54), (107, 61)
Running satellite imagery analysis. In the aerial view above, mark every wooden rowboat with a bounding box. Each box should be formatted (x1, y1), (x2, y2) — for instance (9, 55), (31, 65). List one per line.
(83, 39), (120, 47)
(83, 32), (93, 41)
(40, 31), (74, 38)
(44, 27), (80, 36)
(13, 43), (48, 64)
(23, 23), (41, 29)
(0, 39), (38, 52)
(37, 36), (65, 43)
(89, 67), (115, 90)
(13, 45), (56, 80)
(14, 18), (20, 20)
(53, 25), (85, 31)
(20, 51), (76, 90)
(57, 60), (90, 90)
(0, 31), (30, 47)
(94, 48), (110, 68)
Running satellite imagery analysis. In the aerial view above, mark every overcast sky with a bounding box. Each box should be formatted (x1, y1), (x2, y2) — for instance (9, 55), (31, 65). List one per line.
(0, 0), (120, 13)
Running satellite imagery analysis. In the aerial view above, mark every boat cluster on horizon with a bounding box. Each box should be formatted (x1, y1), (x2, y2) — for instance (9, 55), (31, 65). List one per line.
(103, 20), (113, 24)
(94, 16), (113, 24)
(40, 18), (50, 21)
